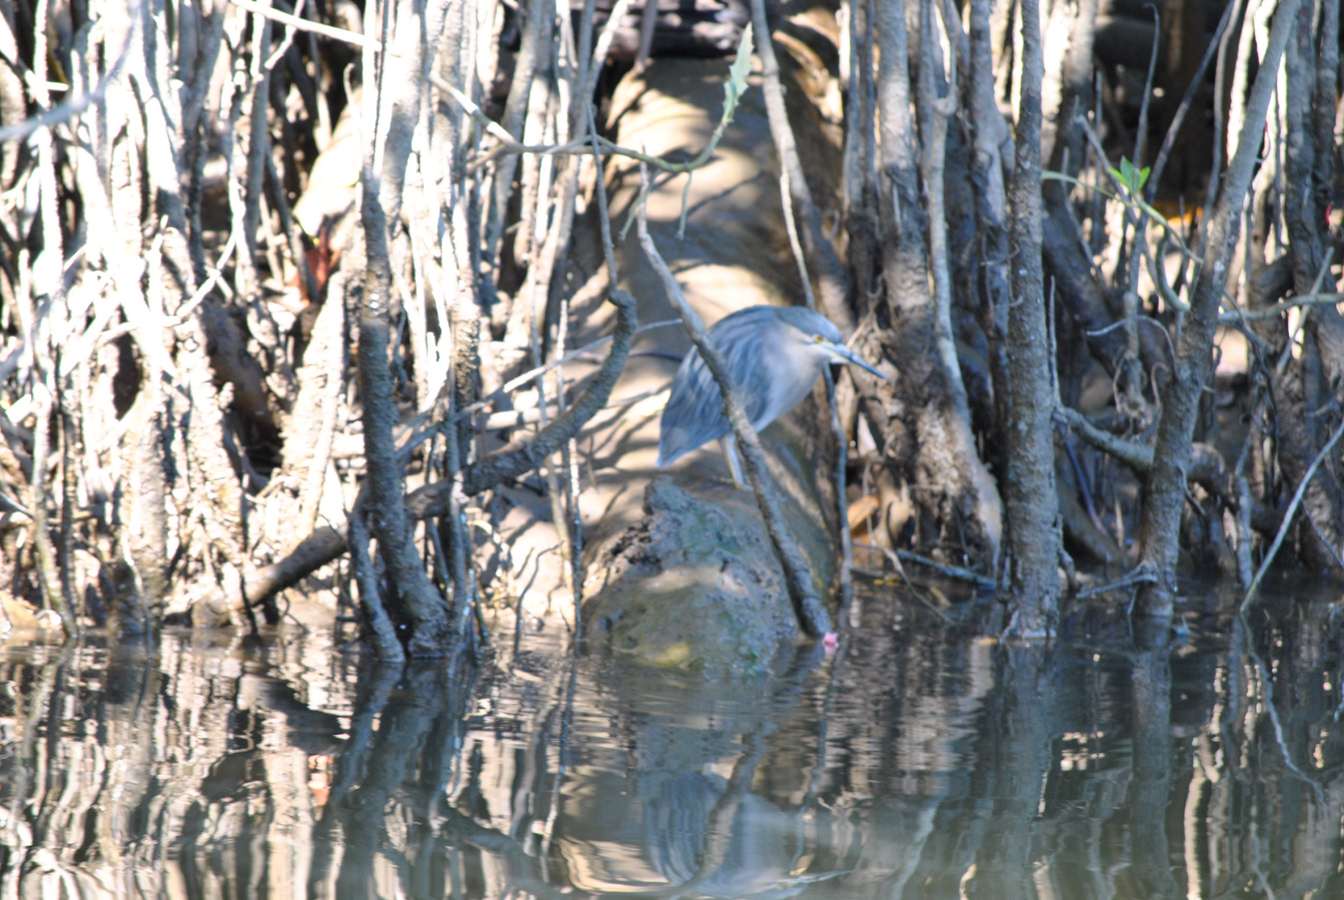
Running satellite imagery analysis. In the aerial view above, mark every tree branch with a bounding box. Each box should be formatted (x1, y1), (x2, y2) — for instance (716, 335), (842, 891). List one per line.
(747, 0), (852, 330)
(1135, 0), (1303, 616)
(634, 163), (832, 638)
(243, 288), (638, 606)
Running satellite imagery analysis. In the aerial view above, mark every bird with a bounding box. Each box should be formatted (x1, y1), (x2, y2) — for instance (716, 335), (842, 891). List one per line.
(657, 305), (887, 485)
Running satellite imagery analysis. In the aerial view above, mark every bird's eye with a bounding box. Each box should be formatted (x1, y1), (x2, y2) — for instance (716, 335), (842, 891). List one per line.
(812, 334), (824, 343)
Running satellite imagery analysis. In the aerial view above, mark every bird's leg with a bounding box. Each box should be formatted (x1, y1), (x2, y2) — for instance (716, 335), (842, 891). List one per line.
(720, 434), (747, 489)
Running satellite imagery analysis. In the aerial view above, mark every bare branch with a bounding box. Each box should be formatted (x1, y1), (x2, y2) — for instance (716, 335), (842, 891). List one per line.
(0, 0), (142, 144)
(1136, 0), (1304, 615)
(747, 0), (852, 330)
(634, 163), (832, 638)
(1242, 417), (1344, 610)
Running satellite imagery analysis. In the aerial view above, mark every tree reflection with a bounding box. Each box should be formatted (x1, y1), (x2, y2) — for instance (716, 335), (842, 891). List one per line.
(4, 591), (1344, 896)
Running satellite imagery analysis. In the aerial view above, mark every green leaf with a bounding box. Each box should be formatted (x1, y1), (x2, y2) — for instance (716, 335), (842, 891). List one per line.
(1110, 157), (1151, 195)
(723, 24), (754, 123)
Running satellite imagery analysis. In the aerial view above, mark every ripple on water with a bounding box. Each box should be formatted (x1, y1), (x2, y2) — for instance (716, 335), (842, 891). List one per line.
(2, 583), (1343, 897)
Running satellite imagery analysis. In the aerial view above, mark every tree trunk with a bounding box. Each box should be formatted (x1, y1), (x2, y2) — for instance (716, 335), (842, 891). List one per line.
(871, 0), (1002, 569)
(1137, 0), (1303, 617)
(1002, 0), (1060, 634)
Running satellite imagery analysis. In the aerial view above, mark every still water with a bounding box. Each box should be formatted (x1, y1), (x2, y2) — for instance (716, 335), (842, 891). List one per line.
(1, 587), (1342, 898)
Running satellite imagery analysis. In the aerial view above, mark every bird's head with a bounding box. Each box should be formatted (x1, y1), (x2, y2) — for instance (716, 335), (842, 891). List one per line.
(775, 306), (888, 380)
(812, 334), (887, 379)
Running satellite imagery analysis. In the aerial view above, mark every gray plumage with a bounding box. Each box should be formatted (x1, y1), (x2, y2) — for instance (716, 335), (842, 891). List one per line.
(657, 305), (885, 474)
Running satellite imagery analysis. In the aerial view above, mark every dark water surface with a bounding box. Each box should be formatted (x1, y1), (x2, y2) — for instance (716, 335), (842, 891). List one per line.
(3, 587), (1344, 898)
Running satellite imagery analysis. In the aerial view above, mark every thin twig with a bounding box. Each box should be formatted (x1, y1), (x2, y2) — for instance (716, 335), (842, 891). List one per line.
(397, 319), (680, 460)
(1084, 314), (1178, 368)
(1242, 416), (1344, 611)
(897, 548), (996, 591)
(1043, 161), (1197, 267)
(230, 0), (750, 177)
(0, 0), (143, 143)
(1203, 0), (1246, 221)
(747, 0), (851, 329)
(231, 0), (362, 45)
(1147, 0), (1238, 197)
(1073, 565), (1158, 600)
(778, 166), (855, 622)
(854, 543), (997, 590)
(1218, 290), (1344, 323)
(1055, 405), (1152, 469)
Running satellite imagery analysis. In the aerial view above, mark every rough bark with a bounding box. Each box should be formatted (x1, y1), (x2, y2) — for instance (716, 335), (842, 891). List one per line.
(967, 0), (1013, 455)
(1002, 0), (1060, 634)
(872, 0), (1002, 567)
(1274, 0), (1344, 571)
(355, 0), (455, 655)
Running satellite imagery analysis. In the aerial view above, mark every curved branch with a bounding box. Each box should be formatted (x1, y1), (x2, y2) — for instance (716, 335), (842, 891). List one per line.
(634, 164), (831, 639)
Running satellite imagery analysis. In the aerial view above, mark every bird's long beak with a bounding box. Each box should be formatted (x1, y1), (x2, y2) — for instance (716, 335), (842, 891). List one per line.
(827, 342), (889, 380)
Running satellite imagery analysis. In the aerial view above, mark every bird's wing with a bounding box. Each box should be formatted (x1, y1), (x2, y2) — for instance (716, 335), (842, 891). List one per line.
(657, 310), (806, 466)
(722, 325), (782, 429)
(657, 349), (732, 466)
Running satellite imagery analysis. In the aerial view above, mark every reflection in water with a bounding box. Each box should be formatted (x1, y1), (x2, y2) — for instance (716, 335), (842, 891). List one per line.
(3, 588), (1344, 898)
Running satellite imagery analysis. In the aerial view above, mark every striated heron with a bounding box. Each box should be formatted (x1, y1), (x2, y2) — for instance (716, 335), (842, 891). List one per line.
(657, 305), (886, 484)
